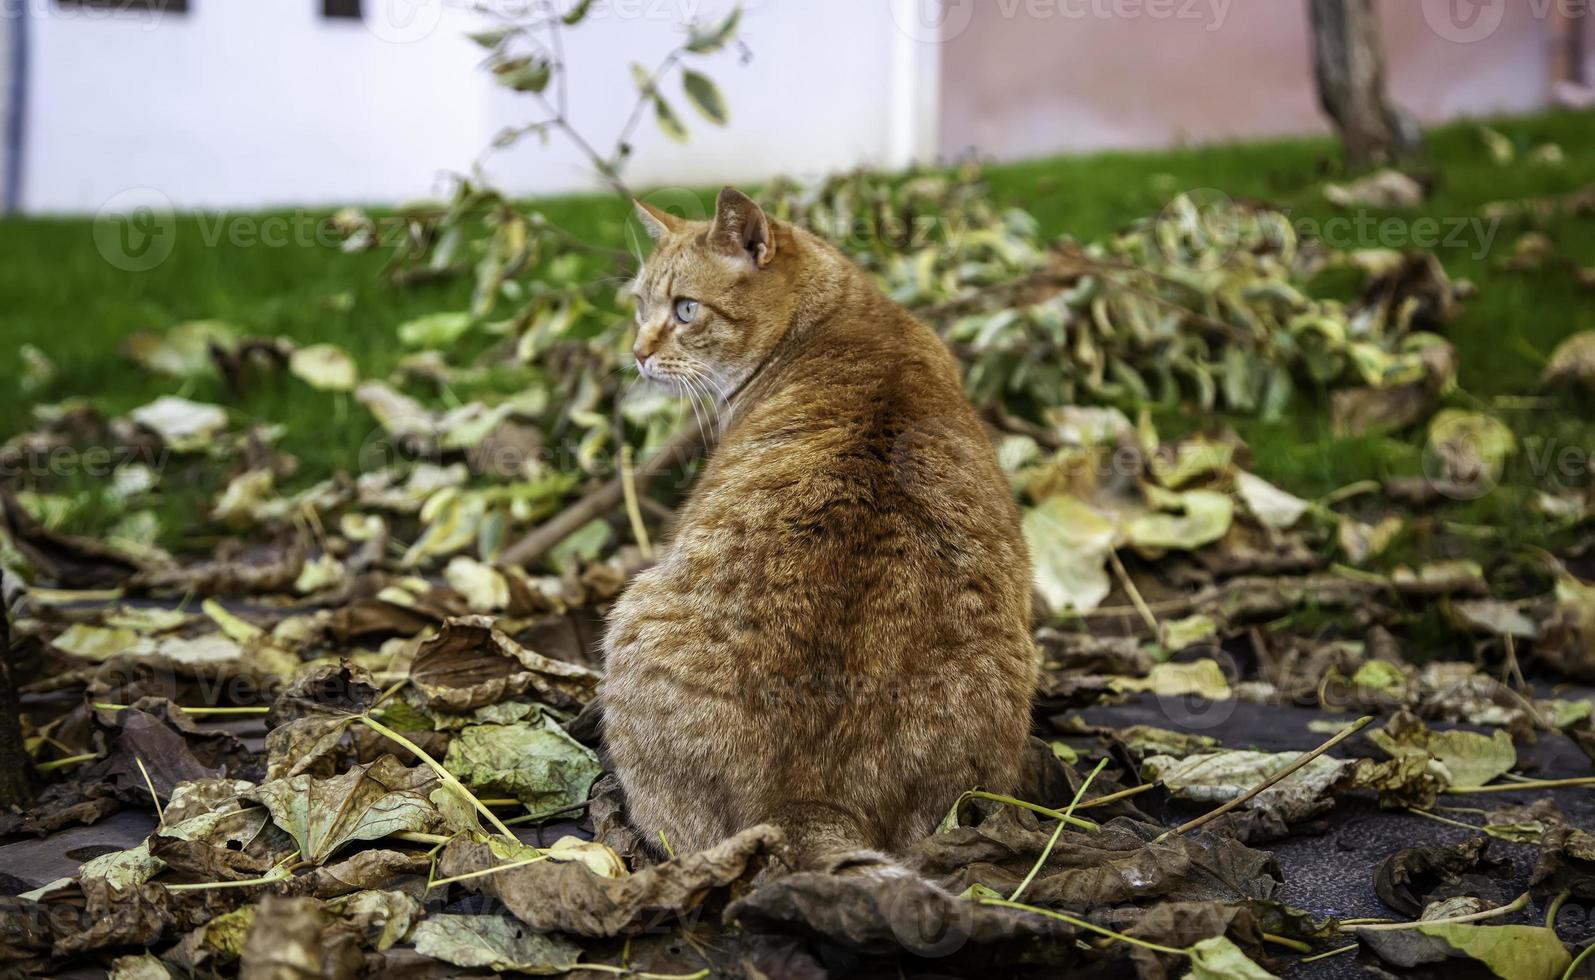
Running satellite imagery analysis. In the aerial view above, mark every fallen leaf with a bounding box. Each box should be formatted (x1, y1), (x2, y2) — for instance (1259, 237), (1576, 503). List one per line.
(238, 894), (363, 980)
(1185, 934), (1280, 979)
(123, 320), (240, 378)
(409, 914), (580, 974)
(128, 396), (229, 453)
(408, 616), (600, 713)
(1023, 495), (1116, 614)
(443, 716), (600, 811)
(1373, 837), (1513, 917)
(438, 823), (783, 936)
(1324, 169), (1426, 209)
(1112, 660), (1232, 700)
(288, 343), (359, 392)
(1360, 922), (1571, 979)
(1127, 489), (1234, 553)
(244, 755), (438, 864)
(1368, 711), (1517, 788)
(1234, 471), (1309, 530)
(1541, 331), (1595, 392)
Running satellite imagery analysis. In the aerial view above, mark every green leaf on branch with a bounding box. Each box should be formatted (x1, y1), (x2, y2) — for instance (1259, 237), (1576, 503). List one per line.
(467, 27), (517, 49)
(686, 7), (742, 54)
(492, 56), (553, 94)
(653, 95), (689, 143)
(682, 69), (729, 125)
(561, 0), (597, 26)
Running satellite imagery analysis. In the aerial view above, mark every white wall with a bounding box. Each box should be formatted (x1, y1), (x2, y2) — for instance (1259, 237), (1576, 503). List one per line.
(23, 0), (488, 212)
(20, 0), (921, 214)
(937, 0), (1562, 163)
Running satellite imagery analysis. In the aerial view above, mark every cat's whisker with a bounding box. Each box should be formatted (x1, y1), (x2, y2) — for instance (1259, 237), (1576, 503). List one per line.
(687, 366), (732, 437)
(688, 374), (720, 443)
(679, 367), (713, 433)
(677, 373), (711, 451)
(701, 370), (734, 431)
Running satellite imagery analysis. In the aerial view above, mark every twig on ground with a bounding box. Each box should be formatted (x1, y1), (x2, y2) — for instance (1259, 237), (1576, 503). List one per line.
(1010, 758), (1107, 902)
(34, 752), (99, 773)
(954, 790), (1099, 832)
(1448, 776), (1595, 794)
(501, 424), (706, 568)
(619, 444), (654, 560)
(1156, 716), (1373, 842)
(135, 756), (165, 829)
(357, 715), (519, 841)
(1564, 942), (1595, 980)
(1108, 549), (1160, 638)
(562, 964), (710, 980)
(1344, 891), (1528, 932)
(428, 852), (550, 890)
(976, 896), (1187, 956)
(1300, 944), (1357, 963)
(1074, 782), (1157, 810)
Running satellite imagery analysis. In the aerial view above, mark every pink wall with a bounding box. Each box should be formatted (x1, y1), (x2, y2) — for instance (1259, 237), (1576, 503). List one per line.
(939, 0), (1571, 161)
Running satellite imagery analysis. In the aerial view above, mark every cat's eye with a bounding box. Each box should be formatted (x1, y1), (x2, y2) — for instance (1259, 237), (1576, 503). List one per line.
(674, 298), (700, 324)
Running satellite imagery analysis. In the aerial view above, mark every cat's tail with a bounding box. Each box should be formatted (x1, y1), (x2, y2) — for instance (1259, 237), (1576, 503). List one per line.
(776, 803), (937, 887)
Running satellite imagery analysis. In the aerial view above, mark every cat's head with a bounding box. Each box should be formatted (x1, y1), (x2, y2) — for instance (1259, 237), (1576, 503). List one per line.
(629, 187), (795, 399)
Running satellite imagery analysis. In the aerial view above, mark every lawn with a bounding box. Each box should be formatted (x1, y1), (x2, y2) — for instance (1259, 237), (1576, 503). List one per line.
(3, 109), (1593, 554)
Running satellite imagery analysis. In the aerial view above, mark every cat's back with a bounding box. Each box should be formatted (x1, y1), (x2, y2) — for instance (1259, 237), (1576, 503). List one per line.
(670, 293), (1031, 669)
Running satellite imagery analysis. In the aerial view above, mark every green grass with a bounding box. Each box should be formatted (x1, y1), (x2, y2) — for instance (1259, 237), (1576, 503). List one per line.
(3, 110), (1593, 553)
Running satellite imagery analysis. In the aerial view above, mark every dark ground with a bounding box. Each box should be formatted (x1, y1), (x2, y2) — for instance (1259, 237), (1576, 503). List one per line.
(7, 692), (1591, 978)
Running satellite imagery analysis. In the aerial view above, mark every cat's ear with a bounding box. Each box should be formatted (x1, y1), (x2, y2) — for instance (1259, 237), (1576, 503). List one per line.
(709, 187), (775, 269)
(633, 199), (683, 241)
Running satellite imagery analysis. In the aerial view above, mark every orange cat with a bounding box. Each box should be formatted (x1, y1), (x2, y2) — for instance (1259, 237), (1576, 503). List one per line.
(602, 187), (1036, 870)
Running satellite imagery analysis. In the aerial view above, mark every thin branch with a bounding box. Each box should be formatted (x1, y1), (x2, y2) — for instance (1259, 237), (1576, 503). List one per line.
(501, 424), (706, 568)
(619, 444), (654, 560)
(1548, 889), (1572, 930)
(1156, 716), (1374, 842)
(1564, 942), (1595, 980)
(1301, 944), (1357, 963)
(1263, 934), (1313, 954)
(1343, 891), (1528, 933)
(1108, 549), (1160, 638)
(357, 715), (519, 841)
(976, 897), (1187, 956)
(427, 852), (550, 890)
(548, 2), (570, 120)
(34, 752), (99, 773)
(1447, 776), (1595, 794)
(135, 756), (166, 829)
(1074, 782), (1157, 810)
(954, 790), (1099, 832)
(608, 50), (683, 176)
(562, 965), (710, 980)
(1010, 759), (1107, 902)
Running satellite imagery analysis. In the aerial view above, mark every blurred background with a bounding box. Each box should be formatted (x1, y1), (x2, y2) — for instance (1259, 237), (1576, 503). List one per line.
(3, 0), (1589, 212)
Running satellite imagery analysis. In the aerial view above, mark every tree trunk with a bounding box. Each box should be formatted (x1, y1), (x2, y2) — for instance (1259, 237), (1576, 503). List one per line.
(0, 588), (34, 808)
(1550, 1), (1587, 88)
(1308, 0), (1412, 169)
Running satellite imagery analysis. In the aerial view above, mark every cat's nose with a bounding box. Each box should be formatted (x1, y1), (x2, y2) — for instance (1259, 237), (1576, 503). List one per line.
(633, 341), (655, 369)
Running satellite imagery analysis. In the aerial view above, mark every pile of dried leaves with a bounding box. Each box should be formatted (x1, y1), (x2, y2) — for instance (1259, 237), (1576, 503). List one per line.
(5, 163), (1595, 978)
